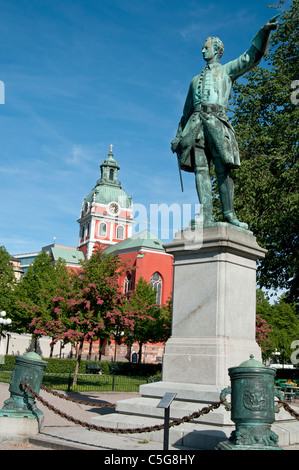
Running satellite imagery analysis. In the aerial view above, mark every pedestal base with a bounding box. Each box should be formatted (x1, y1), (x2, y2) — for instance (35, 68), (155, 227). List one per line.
(0, 413), (44, 437)
(162, 336), (261, 386)
(216, 440), (282, 450)
(162, 224), (266, 387)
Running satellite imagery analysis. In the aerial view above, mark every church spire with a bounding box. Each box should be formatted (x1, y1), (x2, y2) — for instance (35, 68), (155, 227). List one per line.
(100, 145), (120, 185)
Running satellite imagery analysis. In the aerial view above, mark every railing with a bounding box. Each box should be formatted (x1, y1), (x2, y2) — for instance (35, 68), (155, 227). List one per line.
(0, 368), (148, 393)
(43, 373), (148, 392)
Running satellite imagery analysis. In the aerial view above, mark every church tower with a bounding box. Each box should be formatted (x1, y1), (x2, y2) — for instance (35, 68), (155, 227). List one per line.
(77, 146), (134, 258)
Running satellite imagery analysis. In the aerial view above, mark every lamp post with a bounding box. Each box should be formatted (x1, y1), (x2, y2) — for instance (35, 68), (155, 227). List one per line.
(0, 311), (12, 357)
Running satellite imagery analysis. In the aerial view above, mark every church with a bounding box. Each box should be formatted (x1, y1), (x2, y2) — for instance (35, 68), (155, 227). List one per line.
(14, 147), (173, 363)
(65, 147), (174, 362)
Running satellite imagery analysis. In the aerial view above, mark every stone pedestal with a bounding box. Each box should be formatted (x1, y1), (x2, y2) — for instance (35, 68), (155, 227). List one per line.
(91, 224), (284, 449)
(162, 223), (266, 388)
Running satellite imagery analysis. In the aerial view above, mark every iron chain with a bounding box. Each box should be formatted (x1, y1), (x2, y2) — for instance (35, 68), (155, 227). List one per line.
(21, 382), (224, 434)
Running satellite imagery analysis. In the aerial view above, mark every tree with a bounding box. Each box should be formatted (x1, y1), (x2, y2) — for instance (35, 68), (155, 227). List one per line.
(50, 244), (128, 385)
(0, 246), (16, 317)
(256, 290), (274, 361)
(120, 278), (171, 363)
(255, 289), (299, 363)
(14, 251), (71, 351)
(230, 0), (298, 303)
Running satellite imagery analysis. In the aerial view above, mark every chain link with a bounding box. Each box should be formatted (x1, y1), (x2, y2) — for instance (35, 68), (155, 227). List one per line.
(20, 383), (298, 436)
(40, 385), (115, 408)
(277, 400), (299, 420)
(21, 382), (224, 434)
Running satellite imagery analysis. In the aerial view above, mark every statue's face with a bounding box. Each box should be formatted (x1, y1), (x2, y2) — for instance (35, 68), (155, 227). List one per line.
(202, 39), (218, 62)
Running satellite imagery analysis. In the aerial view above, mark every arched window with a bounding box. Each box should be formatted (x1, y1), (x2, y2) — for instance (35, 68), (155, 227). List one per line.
(150, 272), (162, 305)
(124, 273), (133, 293)
(109, 169), (114, 181)
(116, 225), (124, 240)
(99, 222), (107, 237)
(81, 225), (85, 239)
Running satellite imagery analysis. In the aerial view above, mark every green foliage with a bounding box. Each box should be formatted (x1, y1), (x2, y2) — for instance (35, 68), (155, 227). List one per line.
(0, 355), (162, 377)
(13, 251), (71, 334)
(256, 289), (299, 362)
(0, 355), (15, 370)
(121, 278), (171, 362)
(0, 246), (16, 317)
(230, 0), (298, 303)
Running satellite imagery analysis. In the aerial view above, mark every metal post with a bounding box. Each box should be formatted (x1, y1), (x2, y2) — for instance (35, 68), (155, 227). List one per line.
(157, 392), (176, 451)
(163, 407), (170, 450)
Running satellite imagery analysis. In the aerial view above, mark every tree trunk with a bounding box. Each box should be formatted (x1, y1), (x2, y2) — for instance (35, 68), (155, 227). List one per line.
(50, 339), (54, 358)
(138, 341), (143, 363)
(72, 340), (83, 387)
(88, 339), (93, 360)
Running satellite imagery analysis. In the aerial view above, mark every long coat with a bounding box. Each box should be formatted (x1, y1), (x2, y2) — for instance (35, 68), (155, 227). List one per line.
(173, 27), (271, 172)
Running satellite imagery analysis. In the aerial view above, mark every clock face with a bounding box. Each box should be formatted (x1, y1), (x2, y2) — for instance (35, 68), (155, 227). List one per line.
(108, 202), (120, 215)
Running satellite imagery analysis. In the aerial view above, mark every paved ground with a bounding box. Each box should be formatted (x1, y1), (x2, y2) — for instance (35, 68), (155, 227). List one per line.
(0, 383), (178, 451)
(0, 383), (298, 451)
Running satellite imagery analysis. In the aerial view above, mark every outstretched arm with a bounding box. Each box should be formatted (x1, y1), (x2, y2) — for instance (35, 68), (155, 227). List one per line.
(225, 15), (279, 81)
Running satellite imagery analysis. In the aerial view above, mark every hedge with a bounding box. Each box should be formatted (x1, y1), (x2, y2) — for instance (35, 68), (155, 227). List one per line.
(0, 355), (162, 376)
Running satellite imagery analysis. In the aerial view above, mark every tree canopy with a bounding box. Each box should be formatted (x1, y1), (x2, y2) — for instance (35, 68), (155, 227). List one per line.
(230, 0), (298, 303)
(0, 246), (16, 317)
(256, 289), (299, 363)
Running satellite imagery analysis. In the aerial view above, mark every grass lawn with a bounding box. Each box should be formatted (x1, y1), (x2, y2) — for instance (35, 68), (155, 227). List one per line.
(0, 370), (147, 392)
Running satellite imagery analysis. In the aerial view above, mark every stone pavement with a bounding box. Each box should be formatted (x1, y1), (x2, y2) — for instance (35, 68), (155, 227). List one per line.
(0, 383), (182, 451)
(0, 383), (298, 451)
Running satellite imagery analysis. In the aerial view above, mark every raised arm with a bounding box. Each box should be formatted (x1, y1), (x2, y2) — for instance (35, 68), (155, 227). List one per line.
(225, 15), (279, 81)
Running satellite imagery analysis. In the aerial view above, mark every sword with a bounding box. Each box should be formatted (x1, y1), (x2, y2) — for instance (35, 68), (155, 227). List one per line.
(171, 138), (184, 192)
(177, 156), (184, 192)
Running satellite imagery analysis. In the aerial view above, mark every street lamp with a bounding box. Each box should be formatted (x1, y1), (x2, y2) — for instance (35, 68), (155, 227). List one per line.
(0, 311), (12, 329)
(0, 311), (12, 357)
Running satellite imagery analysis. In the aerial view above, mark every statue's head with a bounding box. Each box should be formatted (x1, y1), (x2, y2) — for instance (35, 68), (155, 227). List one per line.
(202, 37), (224, 62)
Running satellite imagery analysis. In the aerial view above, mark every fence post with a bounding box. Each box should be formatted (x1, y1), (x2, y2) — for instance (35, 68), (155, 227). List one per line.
(67, 372), (72, 391)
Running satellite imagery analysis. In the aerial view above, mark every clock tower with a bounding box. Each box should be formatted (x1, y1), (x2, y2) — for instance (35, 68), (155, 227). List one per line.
(77, 147), (134, 258)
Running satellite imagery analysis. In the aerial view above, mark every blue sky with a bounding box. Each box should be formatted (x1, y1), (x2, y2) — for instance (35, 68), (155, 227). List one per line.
(0, 0), (286, 255)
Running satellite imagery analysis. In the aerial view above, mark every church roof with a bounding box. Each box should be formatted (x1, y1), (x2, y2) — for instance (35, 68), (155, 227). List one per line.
(103, 230), (165, 254)
(83, 149), (132, 209)
(51, 247), (85, 265)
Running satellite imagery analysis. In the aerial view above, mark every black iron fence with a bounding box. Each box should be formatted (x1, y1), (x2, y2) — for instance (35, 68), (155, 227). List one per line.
(42, 372), (148, 392)
(0, 367), (148, 393)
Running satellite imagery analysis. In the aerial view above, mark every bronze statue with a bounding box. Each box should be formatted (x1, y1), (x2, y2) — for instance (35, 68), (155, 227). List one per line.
(171, 16), (279, 229)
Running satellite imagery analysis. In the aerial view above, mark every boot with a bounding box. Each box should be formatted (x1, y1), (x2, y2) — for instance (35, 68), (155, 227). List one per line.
(217, 172), (248, 230)
(195, 169), (215, 226)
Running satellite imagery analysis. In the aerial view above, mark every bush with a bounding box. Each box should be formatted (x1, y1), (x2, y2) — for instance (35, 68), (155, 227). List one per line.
(1, 355), (162, 376)
(0, 355), (15, 370)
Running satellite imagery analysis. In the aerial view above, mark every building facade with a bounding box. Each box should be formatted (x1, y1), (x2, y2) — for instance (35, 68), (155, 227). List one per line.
(13, 147), (174, 363)
(77, 147), (134, 259)
(77, 148), (173, 363)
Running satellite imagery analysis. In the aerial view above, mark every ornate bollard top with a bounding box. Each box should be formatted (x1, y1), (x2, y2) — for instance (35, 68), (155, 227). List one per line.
(20, 351), (48, 364)
(238, 355), (265, 369)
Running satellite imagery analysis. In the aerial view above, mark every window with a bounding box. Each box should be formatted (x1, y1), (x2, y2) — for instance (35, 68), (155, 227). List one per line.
(109, 169), (114, 181)
(99, 222), (107, 237)
(116, 225), (124, 239)
(124, 273), (133, 293)
(81, 225), (85, 239)
(150, 272), (162, 305)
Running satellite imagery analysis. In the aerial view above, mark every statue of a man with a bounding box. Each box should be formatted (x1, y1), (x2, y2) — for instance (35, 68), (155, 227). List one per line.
(171, 16), (279, 229)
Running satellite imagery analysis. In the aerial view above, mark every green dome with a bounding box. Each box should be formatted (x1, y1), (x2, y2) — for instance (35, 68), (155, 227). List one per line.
(85, 183), (131, 208)
(84, 150), (132, 208)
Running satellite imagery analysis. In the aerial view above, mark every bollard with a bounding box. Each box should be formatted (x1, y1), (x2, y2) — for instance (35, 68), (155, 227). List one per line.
(0, 351), (47, 419)
(217, 355), (283, 450)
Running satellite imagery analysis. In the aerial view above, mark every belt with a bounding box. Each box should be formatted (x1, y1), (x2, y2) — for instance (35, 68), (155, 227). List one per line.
(194, 103), (226, 114)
